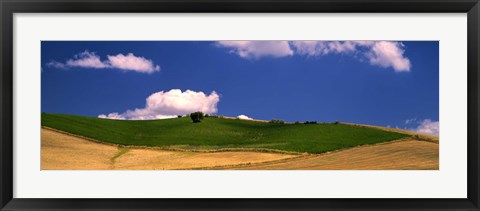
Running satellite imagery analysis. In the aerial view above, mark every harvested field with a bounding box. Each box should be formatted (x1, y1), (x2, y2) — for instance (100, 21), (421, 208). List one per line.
(41, 128), (297, 170)
(42, 128), (438, 170)
(114, 149), (297, 170)
(41, 128), (118, 170)
(227, 139), (439, 170)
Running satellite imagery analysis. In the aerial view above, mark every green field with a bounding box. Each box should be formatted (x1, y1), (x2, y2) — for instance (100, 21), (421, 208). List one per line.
(41, 113), (410, 154)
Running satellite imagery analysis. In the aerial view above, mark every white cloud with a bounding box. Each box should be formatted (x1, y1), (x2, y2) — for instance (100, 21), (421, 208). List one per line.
(107, 53), (160, 73)
(46, 50), (160, 73)
(237, 114), (253, 120)
(216, 41), (293, 59)
(46, 61), (67, 69)
(65, 51), (109, 69)
(405, 118), (417, 125)
(98, 112), (126, 120)
(291, 41), (359, 56)
(365, 41), (411, 72)
(289, 41), (326, 56)
(98, 89), (220, 120)
(216, 41), (411, 72)
(414, 119), (439, 136)
(292, 41), (410, 72)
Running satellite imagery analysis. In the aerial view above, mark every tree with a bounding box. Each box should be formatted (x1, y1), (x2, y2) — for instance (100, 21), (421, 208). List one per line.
(190, 112), (204, 123)
(269, 119), (285, 124)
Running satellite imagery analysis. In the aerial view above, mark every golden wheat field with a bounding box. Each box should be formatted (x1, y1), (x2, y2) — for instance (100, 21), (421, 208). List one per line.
(41, 128), (297, 170)
(226, 139), (439, 170)
(41, 128), (438, 170)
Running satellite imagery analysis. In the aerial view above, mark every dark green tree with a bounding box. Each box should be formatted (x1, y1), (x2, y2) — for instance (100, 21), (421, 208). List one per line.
(190, 112), (205, 123)
(269, 119), (285, 124)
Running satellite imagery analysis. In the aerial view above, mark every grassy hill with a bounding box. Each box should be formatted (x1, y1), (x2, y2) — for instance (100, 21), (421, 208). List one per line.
(41, 113), (410, 154)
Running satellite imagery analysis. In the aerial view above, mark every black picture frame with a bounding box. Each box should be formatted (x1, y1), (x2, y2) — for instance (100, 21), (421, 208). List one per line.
(1, 0), (479, 210)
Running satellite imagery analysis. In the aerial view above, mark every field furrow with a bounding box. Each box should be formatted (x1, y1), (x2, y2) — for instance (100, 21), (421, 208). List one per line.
(228, 140), (438, 170)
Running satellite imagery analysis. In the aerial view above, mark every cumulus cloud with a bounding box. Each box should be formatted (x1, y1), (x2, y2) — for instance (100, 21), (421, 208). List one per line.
(237, 114), (253, 120)
(216, 41), (411, 72)
(216, 41), (293, 59)
(414, 119), (439, 136)
(365, 41), (411, 72)
(46, 50), (160, 73)
(98, 89), (220, 120)
(97, 112), (125, 120)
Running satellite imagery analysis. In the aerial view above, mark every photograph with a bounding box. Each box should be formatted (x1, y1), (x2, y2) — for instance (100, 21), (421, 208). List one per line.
(40, 40), (439, 170)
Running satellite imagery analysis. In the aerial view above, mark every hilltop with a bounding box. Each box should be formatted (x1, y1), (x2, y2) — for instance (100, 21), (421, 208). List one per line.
(42, 113), (411, 154)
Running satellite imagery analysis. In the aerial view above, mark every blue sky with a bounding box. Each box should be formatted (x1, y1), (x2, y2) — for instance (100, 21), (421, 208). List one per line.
(41, 41), (439, 135)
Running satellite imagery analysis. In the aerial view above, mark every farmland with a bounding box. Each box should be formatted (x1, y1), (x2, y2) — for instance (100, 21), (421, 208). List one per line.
(41, 128), (296, 170)
(41, 113), (438, 170)
(42, 113), (409, 154)
(226, 139), (439, 170)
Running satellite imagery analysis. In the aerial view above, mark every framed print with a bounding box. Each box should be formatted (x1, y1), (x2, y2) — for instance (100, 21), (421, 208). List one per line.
(1, 0), (479, 210)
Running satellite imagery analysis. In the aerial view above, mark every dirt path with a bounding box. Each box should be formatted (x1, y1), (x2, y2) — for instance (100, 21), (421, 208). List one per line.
(41, 128), (297, 170)
(227, 139), (438, 170)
